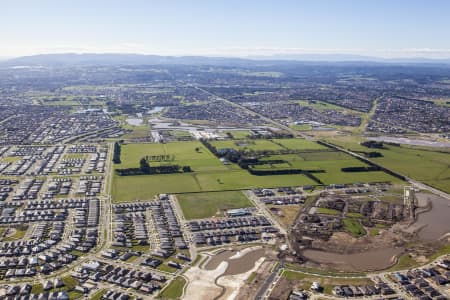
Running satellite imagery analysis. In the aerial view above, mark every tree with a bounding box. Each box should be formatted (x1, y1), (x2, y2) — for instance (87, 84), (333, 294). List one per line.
(140, 158), (151, 174)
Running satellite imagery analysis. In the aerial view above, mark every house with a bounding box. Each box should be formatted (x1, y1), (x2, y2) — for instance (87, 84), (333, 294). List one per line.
(226, 208), (250, 217)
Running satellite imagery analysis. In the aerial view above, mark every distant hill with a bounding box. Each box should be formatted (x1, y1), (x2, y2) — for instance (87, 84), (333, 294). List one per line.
(2, 53), (450, 67)
(1, 53), (255, 67)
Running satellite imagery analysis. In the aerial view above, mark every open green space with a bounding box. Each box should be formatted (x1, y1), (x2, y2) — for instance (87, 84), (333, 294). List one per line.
(90, 289), (107, 300)
(282, 270), (372, 295)
(326, 136), (450, 193)
(211, 139), (285, 151)
(386, 254), (419, 272)
(343, 218), (366, 237)
(369, 228), (380, 236)
(112, 169), (317, 202)
(296, 99), (354, 112)
(159, 276), (187, 299)
(1, 226), (27, 241)
(122, 126), (149, 140)
(157, 263), (178, 273)
(346, 212), (363, 218)
(68, 291), (83, 300)
(116, 141), (225, 171)
(31, 283), (44, 294)
(272, 138), (327, 150)
(316, 207), (341, 215)
(43, 100), (82, 106)
(290, 124), (313, 131)
(211, 138), (326, 151)
(227, 130), (250, 139)
(177, 191), (253, 219)
(112, 139), (402, 202)
(62, 276), (79, 289)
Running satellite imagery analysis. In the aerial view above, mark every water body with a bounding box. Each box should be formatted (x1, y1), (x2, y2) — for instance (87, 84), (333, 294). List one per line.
(224, 248), (265, 275)
(125, 118), (143, 126)
(415, 193), (450, 240)
(369, 136), (450, 148)
(302, 247), (403, 272)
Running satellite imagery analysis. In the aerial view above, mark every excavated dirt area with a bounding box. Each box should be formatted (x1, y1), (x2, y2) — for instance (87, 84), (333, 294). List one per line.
(302, 247), (403, 272)
(224, 248), (266, 275)
(298, 229), (408, 272)
(185, 247), (268, 300)
(235, 259), (277, 300)
(183, 261), (227, 300)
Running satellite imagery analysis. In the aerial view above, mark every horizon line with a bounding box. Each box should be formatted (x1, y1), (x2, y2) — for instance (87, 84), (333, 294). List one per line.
(3, 51), (450, 61)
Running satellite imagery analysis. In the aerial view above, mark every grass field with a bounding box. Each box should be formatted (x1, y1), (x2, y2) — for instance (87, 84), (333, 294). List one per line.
(112, 139), (403, 202)
(316, 207), (341, 215)
(347, 212), (363, 218)
(90, 289), (107, 300)
(43, 100), (81, 106)
(290, 124), (313, 131)
(116, 141), (225, 171)
(343, 218), (366, 237)
(296, 99), (350, 112)
(272, 138), (327, 150)
(227, 130), (250, 139)
(282, 270), (372, 295)
(159, 276), (187, 299)
(177, 191), (253, 219)
(1, 156), (21, 163)
(268, 205), (302, 228)
(122, 125), (149, 139)
(1, 226), (27, 241)
(212, 139), (285, 151)
(112, 169), (317, 202)
(212, 138), (326, 151)
(326, 136), (450, 193)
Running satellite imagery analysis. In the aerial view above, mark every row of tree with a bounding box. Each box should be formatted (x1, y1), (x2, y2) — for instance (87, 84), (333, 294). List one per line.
(113, 142), (121, 164)
(341, 166), (380, 172)
(115, 157), (192, 176)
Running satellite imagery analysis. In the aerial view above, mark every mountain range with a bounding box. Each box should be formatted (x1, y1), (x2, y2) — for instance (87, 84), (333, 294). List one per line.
(2, 53), (450, 67)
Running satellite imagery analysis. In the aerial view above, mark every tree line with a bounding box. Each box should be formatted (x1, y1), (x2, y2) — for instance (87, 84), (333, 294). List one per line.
(113, 142), (121, 164)
(115, 157), (192, 176)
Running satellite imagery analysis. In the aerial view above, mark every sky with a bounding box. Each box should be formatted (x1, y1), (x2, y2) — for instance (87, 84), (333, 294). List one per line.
(1, 0), (450, 59)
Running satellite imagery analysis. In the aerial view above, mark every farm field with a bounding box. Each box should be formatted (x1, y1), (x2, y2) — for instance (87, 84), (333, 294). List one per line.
(271, 138), (327, 150)
(211, 139), (285, 151)
(257, 151), (399, 184)
(116, 141), (225, 171)
(177, 191), (253, 219)
(227, 130), (250, 139)
(112, 168), (317, 202)
(326, 136), (450, 193)
(111, 139), (403, 202)
(211, 138), (326, 151)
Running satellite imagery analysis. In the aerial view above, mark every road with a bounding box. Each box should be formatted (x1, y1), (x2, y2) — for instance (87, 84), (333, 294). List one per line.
(244, 190), (287, 235)
(254, 261), (283, 300)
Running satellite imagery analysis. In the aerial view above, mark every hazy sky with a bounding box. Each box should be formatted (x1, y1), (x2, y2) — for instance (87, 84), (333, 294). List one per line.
(2, 0), (450, 58)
